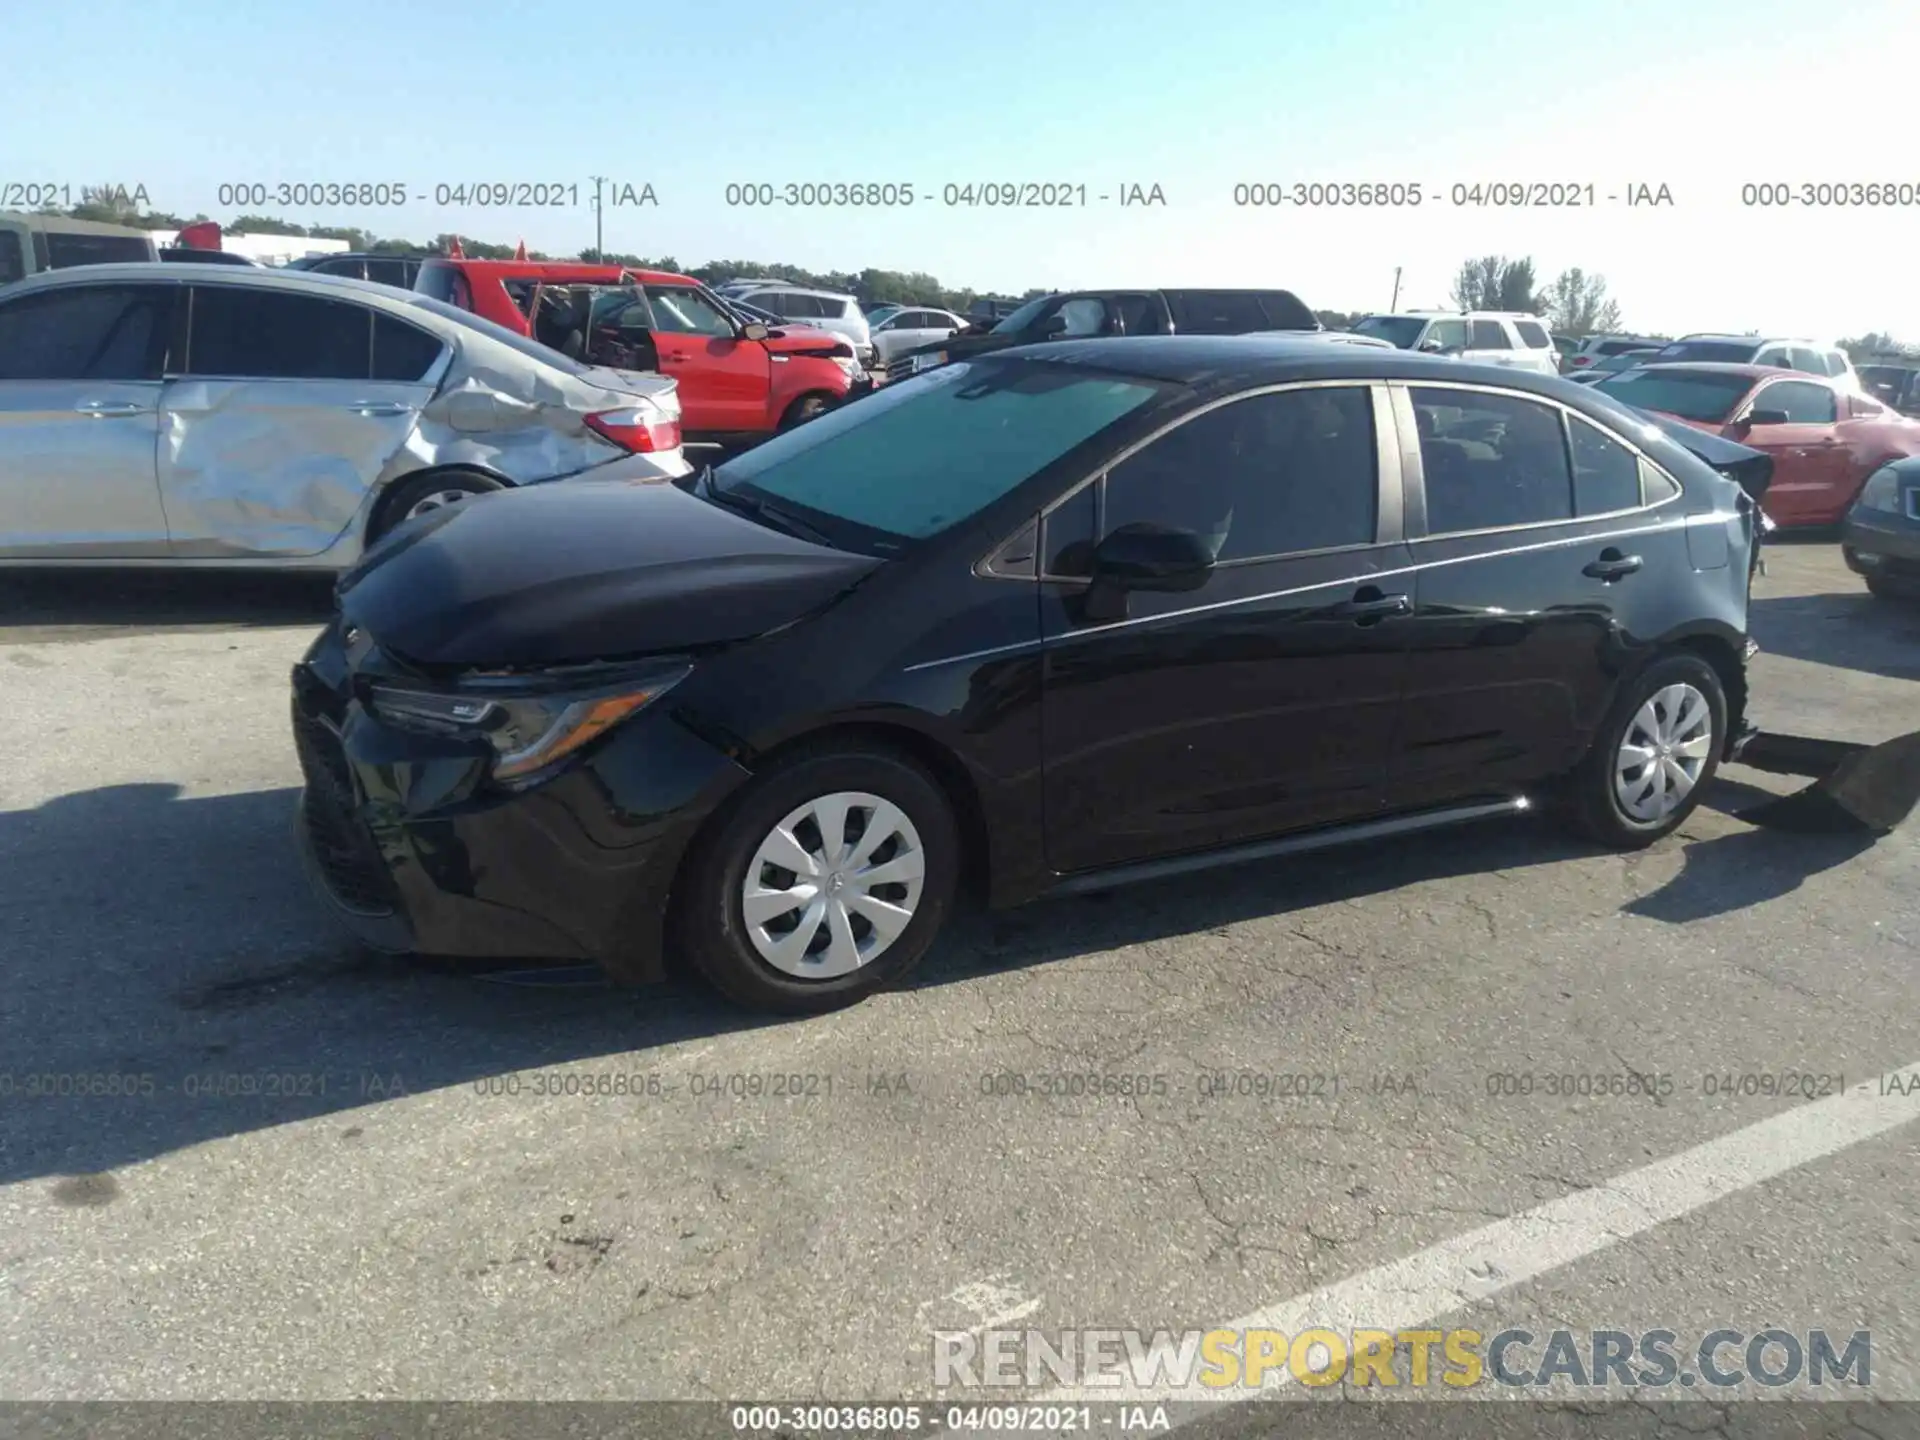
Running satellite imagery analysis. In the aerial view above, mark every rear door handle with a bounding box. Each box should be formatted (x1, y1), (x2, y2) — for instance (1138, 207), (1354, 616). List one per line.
(1583, 550), (1643, 581)
(1333, 590), (1411, 621)
(346, 402), (411, 417)
(74, 401), (144, 417)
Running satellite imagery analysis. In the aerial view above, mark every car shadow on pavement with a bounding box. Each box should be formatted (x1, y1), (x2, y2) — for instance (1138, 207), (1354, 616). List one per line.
(0, 571), (337, 636)
(0, 777), (1885, 1186)
(1619, 774), (1879, 925)
(1747, 589), (1920, 682)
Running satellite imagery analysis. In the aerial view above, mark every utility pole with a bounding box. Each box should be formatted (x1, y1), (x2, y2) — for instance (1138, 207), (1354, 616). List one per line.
(1389, 267), (1402, 311)
(590, 176), (607, 259)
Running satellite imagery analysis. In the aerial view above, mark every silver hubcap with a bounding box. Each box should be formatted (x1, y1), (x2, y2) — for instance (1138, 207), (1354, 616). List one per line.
(405, 488), (476, 519)
(741, 791), (925, 979)
(1614, 682), (1714, 823)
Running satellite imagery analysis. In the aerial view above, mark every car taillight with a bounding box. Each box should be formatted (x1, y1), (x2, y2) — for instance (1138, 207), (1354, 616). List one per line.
(585, 408), (680, 453)
(1570, 355), (1594, 367)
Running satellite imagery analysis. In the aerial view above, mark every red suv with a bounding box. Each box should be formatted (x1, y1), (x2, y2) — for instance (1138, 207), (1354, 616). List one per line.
(416, 259), (858, 446)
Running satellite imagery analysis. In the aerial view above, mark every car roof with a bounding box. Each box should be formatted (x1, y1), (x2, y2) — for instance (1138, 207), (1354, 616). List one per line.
(1673, 333), (1836, 347)
(730, 282), (856, 299)
(2, 261), (477, 327)
(990, 334), (1571, 388)
(421, 257), (698, 285)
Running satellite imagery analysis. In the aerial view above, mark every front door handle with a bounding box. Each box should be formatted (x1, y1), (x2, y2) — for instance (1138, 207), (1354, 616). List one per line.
(74, 401), (144, 417)
(1333, 589), (1411, 622)
(346, 402), (410, 417)
(1583, 549), (1643, 581)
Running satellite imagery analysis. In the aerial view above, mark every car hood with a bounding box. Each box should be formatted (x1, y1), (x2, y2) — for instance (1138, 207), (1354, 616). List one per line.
(336, 475), (881, 670)
(760, 324), (852, 358)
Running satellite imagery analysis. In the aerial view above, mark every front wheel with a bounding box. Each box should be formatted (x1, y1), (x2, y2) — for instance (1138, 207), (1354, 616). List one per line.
(779, 393), (832, 431)
(1562, 653), (1726, 849)
(676, 746), (961, 1014)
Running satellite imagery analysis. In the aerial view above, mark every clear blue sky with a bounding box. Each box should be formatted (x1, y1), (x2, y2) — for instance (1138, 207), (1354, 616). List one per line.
(8, 0), (1919, 337)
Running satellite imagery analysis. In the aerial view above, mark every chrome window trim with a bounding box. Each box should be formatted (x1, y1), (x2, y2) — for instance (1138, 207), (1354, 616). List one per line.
(1390, 379), (1686, 542)
(911, 509), (1738, 674)
(973, 379), (1397, 585)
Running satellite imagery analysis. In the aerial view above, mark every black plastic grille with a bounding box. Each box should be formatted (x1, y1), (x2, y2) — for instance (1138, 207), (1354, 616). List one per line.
(292, 705), (398, 917)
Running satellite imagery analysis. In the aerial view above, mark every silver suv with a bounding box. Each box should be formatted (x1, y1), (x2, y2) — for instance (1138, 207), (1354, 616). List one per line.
(716, 281), (874, 367)
(1350, 310), (1560, 376)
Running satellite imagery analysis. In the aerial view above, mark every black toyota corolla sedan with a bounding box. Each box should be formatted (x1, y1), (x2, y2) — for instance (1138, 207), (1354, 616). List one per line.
(292, 336), (1764, 1014)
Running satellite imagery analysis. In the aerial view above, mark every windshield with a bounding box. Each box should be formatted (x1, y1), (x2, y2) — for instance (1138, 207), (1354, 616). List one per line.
(990, 295), (1058, 334)
(404, 293), (592, 376)
(1352, 316), (1426, 349)
(1594, 367), (1754, 423)
(711, 358), (1167, 551)
(1652, 340), (1757, 364)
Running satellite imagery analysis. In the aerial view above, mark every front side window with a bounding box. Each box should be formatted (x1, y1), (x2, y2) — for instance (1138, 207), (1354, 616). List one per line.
(1425, 319), (1469, 351)
(1054, 297), (1110, 337)
(990, 295), (1058, 334)
(1468, 319), (1510, 349)
(1097, 385), (1379, 562)
(644, 285), (735, 337)
(711, 359), (1167, 549)
(187, 287), (372, 379)
(1752, 380), (1837, 424)
(1411, 387), (1573, 533)
(1568, 415), (1643, 515)
(1353, 316), (1426, 349)
(0, 284), (170, 380)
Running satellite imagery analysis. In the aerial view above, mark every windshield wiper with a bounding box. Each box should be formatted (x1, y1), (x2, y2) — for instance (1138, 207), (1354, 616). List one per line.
(700, 474), (836, 547)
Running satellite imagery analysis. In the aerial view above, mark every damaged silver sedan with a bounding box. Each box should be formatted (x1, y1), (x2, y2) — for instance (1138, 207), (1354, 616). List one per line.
(0, 262), (689, 568)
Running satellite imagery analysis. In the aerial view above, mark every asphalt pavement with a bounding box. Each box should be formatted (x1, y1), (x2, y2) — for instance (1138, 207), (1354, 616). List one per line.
(0, 543), (1916, 1433)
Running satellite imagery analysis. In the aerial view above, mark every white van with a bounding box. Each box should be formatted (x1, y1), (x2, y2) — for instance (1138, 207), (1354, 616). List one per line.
(0, 212), (158, 286)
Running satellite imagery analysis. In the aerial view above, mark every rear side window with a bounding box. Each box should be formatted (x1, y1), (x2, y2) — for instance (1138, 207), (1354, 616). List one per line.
(315, 257), (367, 280)
(413, 262), (462, 303)
(1568, 416), (1643, 515)
(1823, 350), (1850, 377)
(1411, 387), (1573, 533)
(364, 258), (412, 287)
(371, 313), (446, 382)
(1514, 320), (1551, 349)
(1469, 320), (1510, 348)
(187, 287), (372, 379)
(43, 232), (154, 268)
(0, 231), (24, 286)
(1099, 385), (1379, 561)
(1788, 346), (1826, 374)
(1754, 380), (1837, 424)
(1167, 291), (1270, 333)
(0, 284), (170, 380)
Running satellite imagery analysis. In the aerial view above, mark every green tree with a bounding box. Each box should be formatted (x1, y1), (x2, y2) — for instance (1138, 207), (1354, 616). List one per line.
(1540, 268), (1623, 337)
(1839, 332), (1917, 361)
(1451, 254), (1540, 312)
(230, 215), (309, 237)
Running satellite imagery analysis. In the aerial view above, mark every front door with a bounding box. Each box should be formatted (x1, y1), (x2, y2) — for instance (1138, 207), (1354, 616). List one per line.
(0, 281), (174, 558)
(641, 284), (770, 435)
(1388, 382), (1693, 802)
(159, 285), (439, 558)
(1040, 382), (1414, 875)
(1734, 377), (1850, 526)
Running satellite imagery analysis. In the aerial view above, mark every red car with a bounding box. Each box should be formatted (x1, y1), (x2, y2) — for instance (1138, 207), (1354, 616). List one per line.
(1594, 362), (1920, 527)
(415, 259), (857, 446)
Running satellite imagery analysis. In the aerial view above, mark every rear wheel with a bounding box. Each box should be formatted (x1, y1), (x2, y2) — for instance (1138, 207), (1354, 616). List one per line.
(676, 745), (960, 1014)
(368, 470), (504, 543)
(1865, 571), (1920, 601)
(1562, 653), (1726, 849)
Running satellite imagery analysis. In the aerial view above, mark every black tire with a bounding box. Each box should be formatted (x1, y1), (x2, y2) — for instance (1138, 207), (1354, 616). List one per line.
(1562, 652), (1727, 849)
(676, 745), (961, 1014)
(1865, 572), (1920, 602)
(368, 470), (504, 544)
(779, 393), (832, 431)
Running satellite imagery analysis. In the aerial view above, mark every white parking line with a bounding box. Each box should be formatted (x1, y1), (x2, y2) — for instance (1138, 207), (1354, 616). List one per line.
(1040, 1063), (1920, 1406)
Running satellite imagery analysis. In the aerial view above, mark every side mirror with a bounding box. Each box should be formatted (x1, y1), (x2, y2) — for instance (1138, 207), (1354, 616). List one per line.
(1419, 338), (1448, 353)
(741, 322), (770, 341)
(1081, 523), (1215, 621)
(1740, 407), (1791, 428)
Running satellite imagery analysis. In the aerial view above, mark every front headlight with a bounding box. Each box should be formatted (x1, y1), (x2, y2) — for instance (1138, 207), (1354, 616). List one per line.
(369, 664), (692, 783)
(1856, 465), (1901, 513)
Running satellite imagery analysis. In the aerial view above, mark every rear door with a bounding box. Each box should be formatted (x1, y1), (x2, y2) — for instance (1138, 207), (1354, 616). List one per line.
(642, 283), (770, 435)
(1737, 377), (1850, 525)
(1040, 382), (1415, 872)
(1388, 382), (1692, 802)
(159, 285), (446, 557)
(0, 281), (175, 557)
(1462, 317), (1518, 367)
(1510, 318), (1559, 375)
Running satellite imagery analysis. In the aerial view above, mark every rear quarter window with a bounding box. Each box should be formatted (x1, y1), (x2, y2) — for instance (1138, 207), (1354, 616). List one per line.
(1514, 320), (1551, 348)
